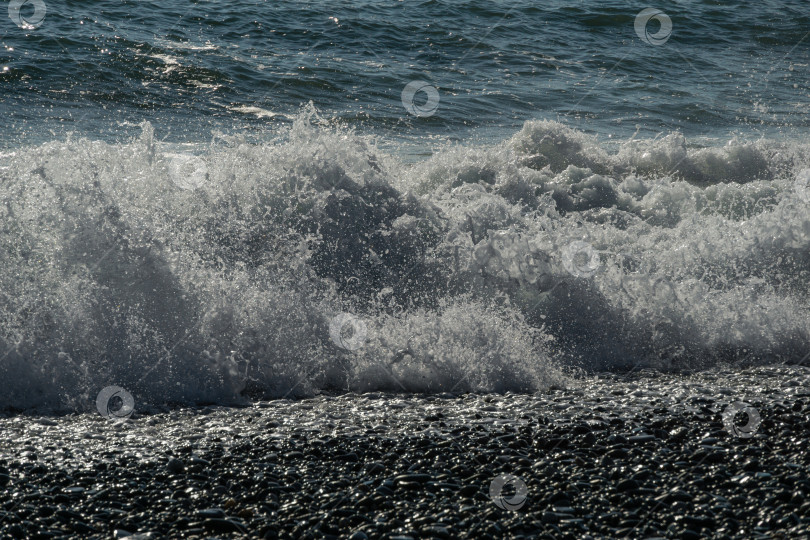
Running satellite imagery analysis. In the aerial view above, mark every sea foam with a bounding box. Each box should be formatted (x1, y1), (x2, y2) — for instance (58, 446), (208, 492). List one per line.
(1, 110), (809, 411)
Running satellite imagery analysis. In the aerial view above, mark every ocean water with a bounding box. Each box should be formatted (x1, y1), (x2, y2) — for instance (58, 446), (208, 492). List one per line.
(1, 0), (810, 411)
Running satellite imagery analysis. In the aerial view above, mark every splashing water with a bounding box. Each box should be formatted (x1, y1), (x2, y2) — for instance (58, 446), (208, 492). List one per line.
(1, 108), (809, 411)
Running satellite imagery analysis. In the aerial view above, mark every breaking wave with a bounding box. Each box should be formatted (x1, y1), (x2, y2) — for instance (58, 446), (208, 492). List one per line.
(2, 107), (810, 411)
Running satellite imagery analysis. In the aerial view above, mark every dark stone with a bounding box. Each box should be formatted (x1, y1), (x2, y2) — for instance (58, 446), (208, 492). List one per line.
(166, 458), (185, 474)
(617, 479), (639, 492)
(628, 434), (655, 443)
(203, 518), (247, 534)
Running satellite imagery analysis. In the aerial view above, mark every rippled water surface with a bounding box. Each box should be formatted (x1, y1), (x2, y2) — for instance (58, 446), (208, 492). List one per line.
(2, 0), (810, 150)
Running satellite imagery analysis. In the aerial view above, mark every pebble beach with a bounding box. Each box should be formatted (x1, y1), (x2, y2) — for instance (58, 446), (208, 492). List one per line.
(2, 365), (809, 539)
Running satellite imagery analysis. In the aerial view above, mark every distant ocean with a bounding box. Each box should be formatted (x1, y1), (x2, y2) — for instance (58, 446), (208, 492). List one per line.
(1, 0), (809, 411)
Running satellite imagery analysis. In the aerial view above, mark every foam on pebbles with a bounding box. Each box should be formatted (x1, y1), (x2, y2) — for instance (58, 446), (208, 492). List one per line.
(0, 365), (809, 538)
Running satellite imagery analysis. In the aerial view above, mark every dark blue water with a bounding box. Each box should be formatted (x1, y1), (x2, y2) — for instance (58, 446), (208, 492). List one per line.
(2, 0), (810, 152)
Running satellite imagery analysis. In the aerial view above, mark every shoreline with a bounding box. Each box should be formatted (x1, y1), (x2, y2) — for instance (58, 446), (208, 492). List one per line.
(1, 365), (809, 539)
